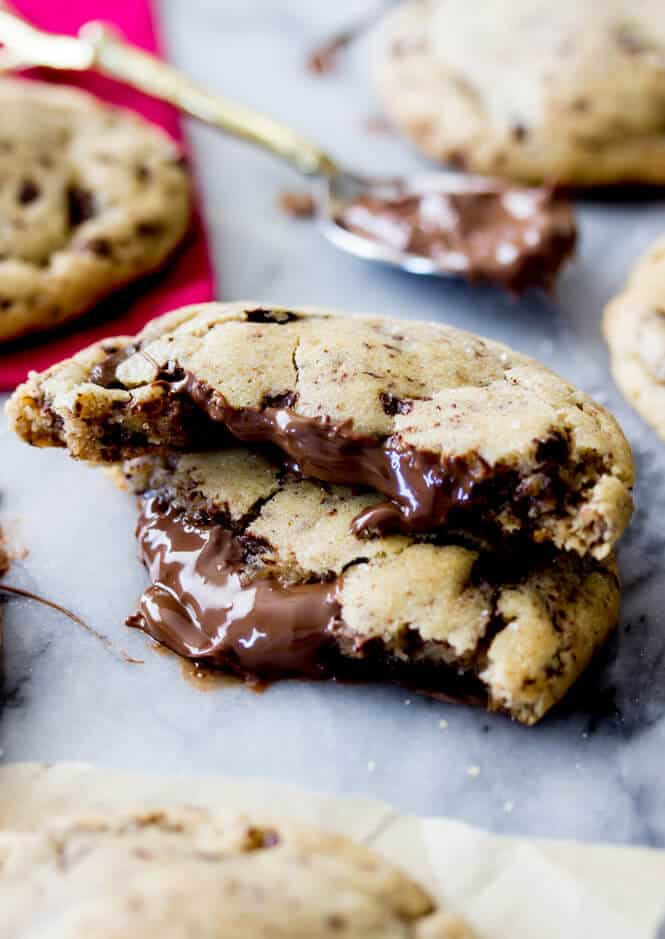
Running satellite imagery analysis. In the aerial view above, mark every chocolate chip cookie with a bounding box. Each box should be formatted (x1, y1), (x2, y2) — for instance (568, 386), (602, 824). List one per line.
(0, 804), (473, 937)
(8, 302), (634, 560)
(372, 0), (665, 184)
(604, 236), (665, 440)
(0, 77), (190, 343)
(117, 448), (620, 725)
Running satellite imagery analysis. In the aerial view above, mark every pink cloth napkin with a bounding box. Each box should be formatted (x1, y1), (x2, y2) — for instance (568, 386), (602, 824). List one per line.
(0, 0), (215, 390)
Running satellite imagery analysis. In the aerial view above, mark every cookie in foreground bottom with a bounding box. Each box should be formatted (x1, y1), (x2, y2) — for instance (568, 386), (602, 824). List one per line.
(0, 803), (473, 938)
(604, 236), (665, 441)
(120, 449), (620, 726)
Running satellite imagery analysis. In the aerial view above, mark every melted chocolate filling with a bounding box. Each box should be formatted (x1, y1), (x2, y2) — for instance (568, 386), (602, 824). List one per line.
(128, 497), (341, 679)
(336, 184), (576, 292)
(129, 497), (488, 702)
(185, 376), (569, 538)
(89, 351), (584, 542)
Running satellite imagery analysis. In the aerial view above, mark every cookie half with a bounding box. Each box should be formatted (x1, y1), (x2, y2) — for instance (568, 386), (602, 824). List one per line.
(7, 303), (634, 560)
(372, 0), (665, 185)
(119, 449), (620, 725)
(0, 77), (191, 343)
(0, 803), (473, 938)
(604, 236), (665, 440)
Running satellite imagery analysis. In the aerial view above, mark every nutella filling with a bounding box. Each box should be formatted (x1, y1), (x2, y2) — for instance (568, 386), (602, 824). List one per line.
(129, 497), (489, 703)
(128, 496), (341, 679)
(91, 340), (583, 543)
(335, 184), (576, 291)
(185, 376), (564, 538)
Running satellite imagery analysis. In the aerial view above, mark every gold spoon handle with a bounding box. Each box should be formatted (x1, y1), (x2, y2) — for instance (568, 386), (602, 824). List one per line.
(80, 22), (336, 178)
(0, 7), (337, 178)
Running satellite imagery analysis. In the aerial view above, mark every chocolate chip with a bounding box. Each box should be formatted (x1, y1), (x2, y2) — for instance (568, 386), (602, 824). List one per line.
(135, 163), (151, 183)
(571, 97), (590, 113)
(511, 123), (528, 142)
(246, 308), (298, 324)
(615, 27), (646, 54)
(155, 361), (185, 383)
(535, 433), (568, 464)
(399, 627), (424, 655)
(326, 914), (347, 932)
(277, 190), (317, 219)
(67, 186), (96, 226)
(0, 297), (12, 311)
(90, 347), (135, 388)
(245, 826), (280, 850)
(17, 179), (40, 205)
(447, 149), (468, 170)
(87, 237), (112, 258)
(379, 392), (413, 416)
(136, 220), (165, 237)
(262, 391), (298, 409)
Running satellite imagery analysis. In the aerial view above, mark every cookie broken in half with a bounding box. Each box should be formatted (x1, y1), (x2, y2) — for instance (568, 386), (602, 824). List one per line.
(7, 303), (634, 561)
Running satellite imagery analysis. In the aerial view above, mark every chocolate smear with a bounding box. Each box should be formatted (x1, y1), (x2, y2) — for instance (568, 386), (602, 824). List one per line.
(335, 182), (576, 292)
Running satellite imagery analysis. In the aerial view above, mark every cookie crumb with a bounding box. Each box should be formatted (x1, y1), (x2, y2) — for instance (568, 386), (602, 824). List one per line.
(0, 523), (27, 578)
(403, 698), (411, 705)
(278, 191), (317, 219)
(466, 765), (480, 778)
(307, 28), (355, 75)
(503, 800), (514, 814)
(365, 115), (392, 134)
(0, 529), (9, 578)
(438, 719), (448, 729)
(367, 760), (376, 773)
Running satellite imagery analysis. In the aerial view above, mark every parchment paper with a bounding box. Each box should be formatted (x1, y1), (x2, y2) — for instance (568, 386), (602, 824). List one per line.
(1, 763), (663, 938)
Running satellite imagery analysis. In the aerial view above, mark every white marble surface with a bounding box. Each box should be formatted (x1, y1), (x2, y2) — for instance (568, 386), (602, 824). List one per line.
(2, 0), (665, 846)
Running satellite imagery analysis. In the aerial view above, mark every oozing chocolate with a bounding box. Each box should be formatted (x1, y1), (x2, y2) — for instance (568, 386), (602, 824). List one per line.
(128, 496), (489, 703)
(335, 184), (576, 291)
(185, 376), (569, 538)
(128, 497), (341, 678)
(88, 349), (588, 543)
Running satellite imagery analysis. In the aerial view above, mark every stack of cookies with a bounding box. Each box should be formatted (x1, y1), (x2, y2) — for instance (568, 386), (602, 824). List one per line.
(7, 301), (635, 724)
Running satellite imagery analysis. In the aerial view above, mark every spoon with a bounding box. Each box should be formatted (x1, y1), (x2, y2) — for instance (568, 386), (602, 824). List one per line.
(0, 8), (576, 290)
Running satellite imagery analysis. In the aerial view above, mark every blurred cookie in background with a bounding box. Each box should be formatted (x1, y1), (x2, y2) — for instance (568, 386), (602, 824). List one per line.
(0, 77), (191, 344)
(0, 802), (475, 938)
(372, 0), (665, 185)
(604, 236), (665, 440)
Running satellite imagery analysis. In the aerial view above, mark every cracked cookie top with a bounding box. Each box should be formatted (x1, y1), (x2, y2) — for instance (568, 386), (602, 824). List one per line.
(0, 77), (190, 343)
(8, 302), (634, 559)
